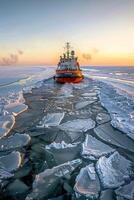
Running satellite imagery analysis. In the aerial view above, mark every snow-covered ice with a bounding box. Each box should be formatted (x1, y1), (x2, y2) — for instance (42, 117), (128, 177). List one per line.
(46, 141), (78, 149)
(59, 118), (95, 133)
(37, 112), (65, 128)
(96, 151), (134, 189)
(81, 92), (97, 97)
(0, 133), (31, 151)
(115, 181), (134, 200)
(99, 82), (134, 140)
(82, 135), (115, 159)
(74, 163), (100, 199)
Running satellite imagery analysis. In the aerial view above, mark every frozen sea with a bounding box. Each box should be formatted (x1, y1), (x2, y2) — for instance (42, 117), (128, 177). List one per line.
(0, 66), (55, 138)
(0, 65), (134, 139)
(83, 66), (134, 140)
(0, 65), (134, 200)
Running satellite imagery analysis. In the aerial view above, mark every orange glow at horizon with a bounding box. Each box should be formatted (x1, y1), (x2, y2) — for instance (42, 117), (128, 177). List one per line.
(0, 45), (134, 66)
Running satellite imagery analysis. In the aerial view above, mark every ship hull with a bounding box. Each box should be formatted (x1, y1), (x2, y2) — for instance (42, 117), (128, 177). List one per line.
(54, 70), (84, 83)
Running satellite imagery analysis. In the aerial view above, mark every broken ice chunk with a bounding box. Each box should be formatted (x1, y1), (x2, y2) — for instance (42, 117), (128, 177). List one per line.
(37, 112), (65, 128)
(59, 118), (95, 133)
(0, 151), (21, 180)
(74, 164), (100, 199)
(46, 141), (78, 149)
(0, 115), (15, 139)
(94, 123), (134, 153)
(75, 101), (95, 110)
(96, 113), (111, 124)
(45, 142), (80, 165)
(5, 102), (28, 116)
(0, 133), (31, 151)
(82, 135), (115, 159)
(96, 151), (134, 189)
(0, 151), (21, 171)
(81, 92), (97, 97)
(26, 159), (82, 200)
(115, 181), (134, 200)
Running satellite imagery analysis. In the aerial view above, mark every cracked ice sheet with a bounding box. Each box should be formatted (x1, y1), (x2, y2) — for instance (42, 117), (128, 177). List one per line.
(26, 159), (82, 200)
(96, 151), (134, 189)
(59, 118), (95, 133)
(82, 135), (115, 160)
(115, 181), (134, 200)
(0, 133), (31, 151)
(57, 84), (73, 98)
(37, 112), (65, 128)
(75, 100), (95, 110)
(0, 151), (21, 180)
(74, 163), (100, 199)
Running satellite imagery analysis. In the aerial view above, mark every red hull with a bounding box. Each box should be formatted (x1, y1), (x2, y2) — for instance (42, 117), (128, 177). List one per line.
(55, 77), (83, 83)
(54, 70), (84, 83)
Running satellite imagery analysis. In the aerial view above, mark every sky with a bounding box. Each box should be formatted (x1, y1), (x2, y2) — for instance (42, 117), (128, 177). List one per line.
(0, 0), (134, 66)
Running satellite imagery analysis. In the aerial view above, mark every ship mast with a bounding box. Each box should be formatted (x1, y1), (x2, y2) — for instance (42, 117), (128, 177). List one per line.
(65, 42), (70, 59)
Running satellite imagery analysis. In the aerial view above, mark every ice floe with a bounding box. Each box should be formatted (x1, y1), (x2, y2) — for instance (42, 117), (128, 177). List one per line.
(96, 151), (134, 189)
(59, 118), (95, 133)
(0, 151), (21, 180)
(115, 181), (134, 200)
(5, 102), (28, 116)
(37, 112), (65, 128)
(96, 112), (110, 124)
(45, 142), (80, 165)
(75, 100), (95, 110)
(74, 164), (100, 199)
(0, 115), (15, 139)
(94, 123), (134, 153)
(26, 159), (82, 200)
(99, 83), (134, 141)
(82, 135), (115, 160)
(0, 133), (31, 151)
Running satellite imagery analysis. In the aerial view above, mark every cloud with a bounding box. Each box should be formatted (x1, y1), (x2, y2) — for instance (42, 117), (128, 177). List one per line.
(0, 50), (24, 66)
(82, 48), (99, 61)
(18, 49), (23, 55)
(91, 48), (99, 54)
(82, 53), (92, 60)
